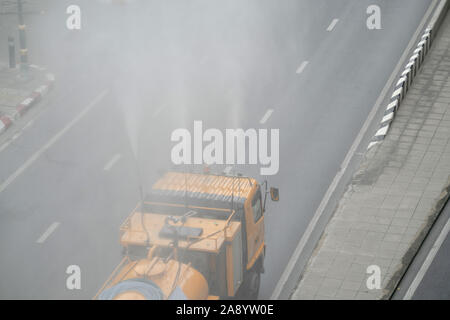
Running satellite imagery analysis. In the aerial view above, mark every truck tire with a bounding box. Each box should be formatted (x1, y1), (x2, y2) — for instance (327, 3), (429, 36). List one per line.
(246, 270), (261, 300)
(237, 269), (260, 300)
(234, 258), (263, 300)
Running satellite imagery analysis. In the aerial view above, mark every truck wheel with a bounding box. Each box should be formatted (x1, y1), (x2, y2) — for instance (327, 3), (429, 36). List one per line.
(245, 270), (260, 300)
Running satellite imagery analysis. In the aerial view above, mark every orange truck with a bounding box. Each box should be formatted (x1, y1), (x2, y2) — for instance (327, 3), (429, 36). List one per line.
(95, 170), (279, 300)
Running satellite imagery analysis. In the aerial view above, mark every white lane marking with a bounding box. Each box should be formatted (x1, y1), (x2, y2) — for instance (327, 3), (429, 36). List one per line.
(271, 0), (439, 299)
(0, 141), (11, 153)
(296, 61), (309, 74)
(0, 89), (109, 194)
(103, 153), (122, 171)
(23, 119), (34, 130)
(7, 120), (36, 143)
(36, 222), (60, 244)
(327, 18), (339, 31)
(153, 105), (166, 118)
(260, 109), (274, 124)
(403, 217), (450, 300)
(224, 166), (233, 174)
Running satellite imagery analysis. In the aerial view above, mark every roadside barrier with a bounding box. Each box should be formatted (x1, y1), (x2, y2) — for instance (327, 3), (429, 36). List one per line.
(368, 0), (450, 150)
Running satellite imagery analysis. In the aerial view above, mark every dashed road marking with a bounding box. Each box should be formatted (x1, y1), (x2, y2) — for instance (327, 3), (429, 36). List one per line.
(0, 141), (11, 153)
(36, 222), (60, 244)
(103, 153), (122, 171)
(0, 89), (109, 194)
(327, 18), (339, 31)
(260, 109), (274, 125)
(23, 119), (34, 130)
(296, 61), (309, 74)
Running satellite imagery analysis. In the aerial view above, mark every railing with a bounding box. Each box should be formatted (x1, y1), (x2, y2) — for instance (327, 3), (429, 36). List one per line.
(120, 201), (237, 252)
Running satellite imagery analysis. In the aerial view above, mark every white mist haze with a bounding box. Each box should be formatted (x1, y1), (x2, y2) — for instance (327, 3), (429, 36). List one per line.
(85, 0), (312, 186)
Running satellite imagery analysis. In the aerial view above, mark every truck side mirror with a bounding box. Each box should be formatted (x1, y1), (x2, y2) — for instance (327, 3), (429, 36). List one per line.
(270, 187), (279, 201)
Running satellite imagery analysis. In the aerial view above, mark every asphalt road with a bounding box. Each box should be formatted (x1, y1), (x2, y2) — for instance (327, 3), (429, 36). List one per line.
(0, 0), (434, 299)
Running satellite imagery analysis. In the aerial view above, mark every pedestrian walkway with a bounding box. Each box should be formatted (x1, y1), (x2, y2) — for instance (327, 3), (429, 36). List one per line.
(291, 9), (450, 300)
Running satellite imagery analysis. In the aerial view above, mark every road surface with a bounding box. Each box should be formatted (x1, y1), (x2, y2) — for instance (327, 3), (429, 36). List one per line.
(0, 0), (434, 298)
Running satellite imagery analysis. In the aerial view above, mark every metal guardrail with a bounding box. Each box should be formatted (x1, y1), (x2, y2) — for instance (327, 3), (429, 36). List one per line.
(367, 0), (450, 150)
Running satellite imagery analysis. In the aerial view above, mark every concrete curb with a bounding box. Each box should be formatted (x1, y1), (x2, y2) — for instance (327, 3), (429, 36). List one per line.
(0, 72), (55, 135)
(386, 179), (450, 299)
(368, 0), (450, 150)
(0, 115), (12, 135)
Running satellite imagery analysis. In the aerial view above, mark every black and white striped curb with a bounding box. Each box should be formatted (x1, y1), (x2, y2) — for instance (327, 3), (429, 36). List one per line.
(14, 73), (55, 118)
(368, 0), (449, 150)
(0, 72), (55, 136)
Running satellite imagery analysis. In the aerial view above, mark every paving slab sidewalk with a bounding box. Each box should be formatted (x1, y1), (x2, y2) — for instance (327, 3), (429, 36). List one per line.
(291, 10), (450, 300)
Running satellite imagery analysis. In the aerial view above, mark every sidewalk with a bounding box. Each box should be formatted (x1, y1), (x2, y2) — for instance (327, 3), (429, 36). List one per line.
(291, 8), (450, 299)
(0, 62), (54, 134)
